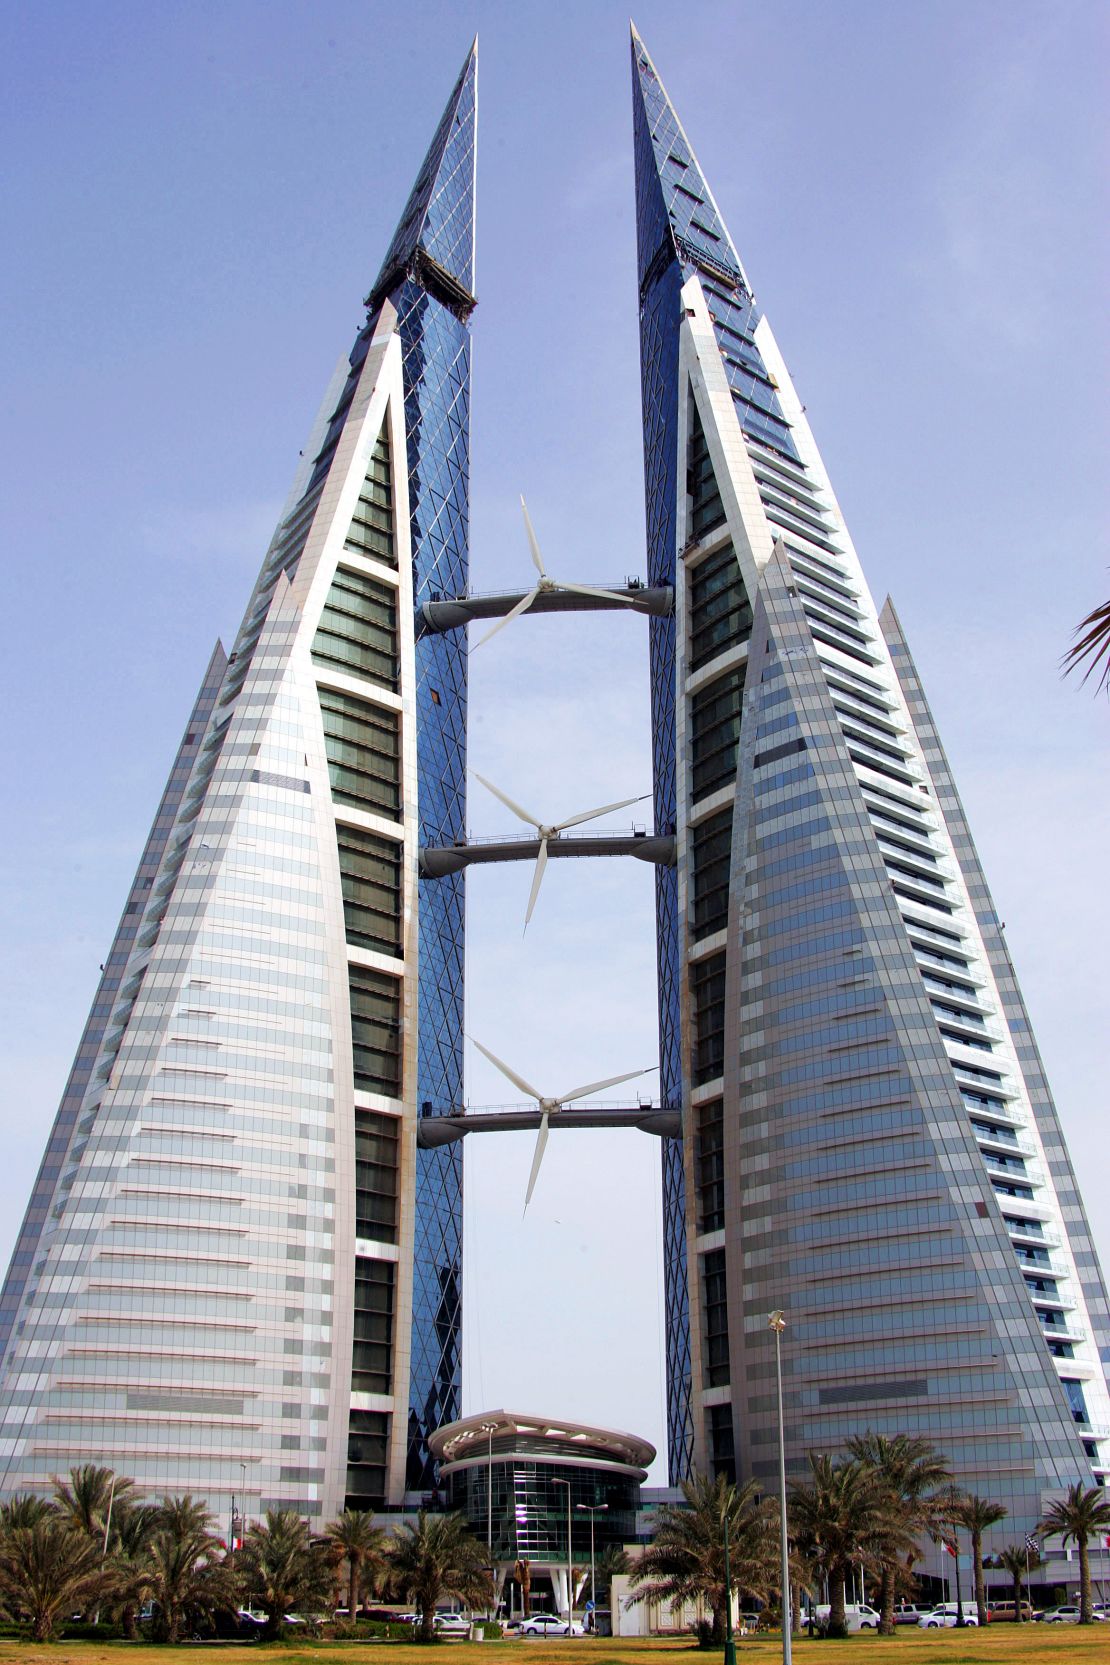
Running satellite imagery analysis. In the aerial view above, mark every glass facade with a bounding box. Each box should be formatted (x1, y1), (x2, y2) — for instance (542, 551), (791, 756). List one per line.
(630, 24), (1110, 1535)
(0, 44), (479, 1522)
(452, 1459), (637, 1564)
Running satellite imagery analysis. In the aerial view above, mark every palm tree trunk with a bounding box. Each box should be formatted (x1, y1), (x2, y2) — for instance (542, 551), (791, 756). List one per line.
(1013, 1568), (1023, 1621)
(349, 1553), (360, 1620)
(972, 1530), (986, 1627)
(878, 1564), (896, 1635)
(1079, 1537), (1091, 1623)
(828, 1566), (847, 1638)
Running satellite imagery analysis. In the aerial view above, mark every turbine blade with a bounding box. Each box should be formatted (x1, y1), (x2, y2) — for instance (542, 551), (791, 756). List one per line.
(554, 792), (651, 832)
(521, 496), (546, 579)
(473, 586), (540, 649)
(559, 1066), (655, 1105)
(473, 772), (543, 830)
(523, 1109), (551, 1211)
(523, 837), (549, 930)
(558, 582), (638, 606)
(470, 1037), (544, 1103)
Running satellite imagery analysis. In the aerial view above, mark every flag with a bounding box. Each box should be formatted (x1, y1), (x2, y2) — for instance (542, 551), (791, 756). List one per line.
(1025, 1534), (1040, 1554)
(942, 1540), (958, 1557)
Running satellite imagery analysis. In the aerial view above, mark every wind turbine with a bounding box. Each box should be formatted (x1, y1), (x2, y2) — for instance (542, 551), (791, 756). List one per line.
(471, 1038), (655, 1210)
(473, 497), (638, 648)
(473, 774), (649, 927)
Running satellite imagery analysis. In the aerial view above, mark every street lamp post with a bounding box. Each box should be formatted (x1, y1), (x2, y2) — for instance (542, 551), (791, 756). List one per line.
(577, 1504), (608, 1632)
(480, 1422), (498, 1618)
(768, 1310), (792, 1665)
(553, 1479), (574, 1631)
(723, 1516), (736, 1665)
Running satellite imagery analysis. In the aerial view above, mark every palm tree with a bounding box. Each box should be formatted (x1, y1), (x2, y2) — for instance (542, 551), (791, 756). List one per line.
(238, 1509), (336, 1639)
(387, 1510), (492, 1642)
(789, 1454), (913, 1638)
(0, 1515), (107, 1640)
(594, 1544), (630, 1617)
(628, 1471), (775, 1643)
(324, 1509), (387, 1618)
(107, 1503), (160, 1640)
(846, 1432), (951, 1634)
(953, 1494), (1007, 1627)
(997, 1543), (1037, 1621)
(1064, 593), (1110, 695)
(1038, 1483), (1110, 1623)
(146, 1494), (236, 1643)
(53, 1465), (136, 1545)
(0, 1495), (55, 1534)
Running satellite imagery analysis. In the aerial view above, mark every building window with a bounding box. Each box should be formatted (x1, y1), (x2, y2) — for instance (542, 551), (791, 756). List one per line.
(687, 400), (725, 540)
(688, 544), (751, 671)
(355, 1109), (399, 1243)
(347, 1407), (391, 1508)
(336, 822), (402, 955)
(351, 1259), (394, 1396)
(708, 1403), (735, 1481)
(312, 566), (398, 688)
(702, 1248), (730, 1387)
(691, 952), (726, 1086)
(696, 1098), (725, 1233)
(691, 809), (732, 941)
(1062, 1378), (1089, 1426)
(690, 668), (745, 803)
(343, 425), (397, 567)
(319, 687), (401, 818)
(349, 966), (401, 1097)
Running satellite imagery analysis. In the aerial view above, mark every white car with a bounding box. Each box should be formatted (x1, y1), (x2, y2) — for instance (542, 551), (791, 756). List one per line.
(918, 1603), (979, 1628)
(1042, 1605), (1106, 1623)
(434, 1613), (472, 1636)
(518, 1614), (584, 1635)
(811, 1603), (881, 1632)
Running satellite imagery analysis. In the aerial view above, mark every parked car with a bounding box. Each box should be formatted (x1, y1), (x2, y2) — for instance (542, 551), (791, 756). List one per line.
(1042, 1604), (1106, 1623)
(892, 1604), (925, 1625)
(518, 1614), (584, 1635)
(918, 1604), (979, 1628)
(812, 1603), (881, 1632)
(434, 1612), (472, 1636)
(988, 1599), (1033, 1622)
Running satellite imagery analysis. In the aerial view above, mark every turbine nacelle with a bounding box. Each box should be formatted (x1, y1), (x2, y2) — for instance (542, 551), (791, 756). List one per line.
(471, 1038), (655, 1211)
(472, 497), (641, 649)
(473, 773), (649, 927)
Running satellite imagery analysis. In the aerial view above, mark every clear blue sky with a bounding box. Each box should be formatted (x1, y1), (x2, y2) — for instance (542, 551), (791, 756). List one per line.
(2, 0), (1107, 1479)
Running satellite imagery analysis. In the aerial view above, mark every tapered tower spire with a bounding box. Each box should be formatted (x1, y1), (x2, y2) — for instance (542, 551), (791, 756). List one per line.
(0, 43), (479, 1520)
(632, 29), (1110, 1540)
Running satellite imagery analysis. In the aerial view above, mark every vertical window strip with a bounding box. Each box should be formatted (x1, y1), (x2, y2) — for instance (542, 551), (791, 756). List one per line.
(344, 427), (397, 567)
(336, 823), (402, 955)
(691, 952), (726, 1086)
(690, 667), (745, 802)
(348, 966), (402, 1097)
(351, 1259), (395, 1395)
(688, 543), (752, 670)
(346, 1407), (391, 1508)
(691, 808), (733, 941)
(312, 568), (398, 689)
(702, 1248), (730, 1386)
(354, 1109), (399, 1243)
(696, 1098), (725, 1233)
(319, 687), (401, 818)
(687, 400), (725, 539)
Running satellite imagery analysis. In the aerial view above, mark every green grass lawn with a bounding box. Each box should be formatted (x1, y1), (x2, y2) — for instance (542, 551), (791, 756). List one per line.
(0, 1630), (1102, 1665)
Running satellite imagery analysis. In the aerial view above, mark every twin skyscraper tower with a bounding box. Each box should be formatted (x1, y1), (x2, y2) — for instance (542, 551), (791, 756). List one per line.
(1, 31), (1106, 1544)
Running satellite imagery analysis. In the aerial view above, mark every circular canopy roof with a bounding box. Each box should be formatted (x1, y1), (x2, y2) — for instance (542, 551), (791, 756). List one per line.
(429, 1408), (655, 1479)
